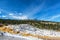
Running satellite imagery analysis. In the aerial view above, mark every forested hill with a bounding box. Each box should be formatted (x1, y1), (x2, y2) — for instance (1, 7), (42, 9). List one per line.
(0, 19), (60, 31)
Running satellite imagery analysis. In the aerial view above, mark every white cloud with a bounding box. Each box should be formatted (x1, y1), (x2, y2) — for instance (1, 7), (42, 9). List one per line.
(19, 13), (22, 15)
(0, 11), (1, 14)
(0, 9), (28, 20)
(48, 14), (60, 20)
(2, 15), (6, 17)
(8, 12), (28, 20)
(11, 15), (28, 20)
(23, 1), (45, 17)
(9, 13), (14, 16)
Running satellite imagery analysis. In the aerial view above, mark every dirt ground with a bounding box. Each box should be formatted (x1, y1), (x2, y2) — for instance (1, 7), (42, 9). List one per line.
(43, 37), (60, 40)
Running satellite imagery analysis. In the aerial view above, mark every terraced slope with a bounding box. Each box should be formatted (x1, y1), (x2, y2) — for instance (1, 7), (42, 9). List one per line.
(0, 24), (60, 40)
(0, 19), (60, 40)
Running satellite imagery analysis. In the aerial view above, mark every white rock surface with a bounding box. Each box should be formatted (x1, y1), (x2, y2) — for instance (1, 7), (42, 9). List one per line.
(0, 24), (60, 40)
(7, 24), (60, 37)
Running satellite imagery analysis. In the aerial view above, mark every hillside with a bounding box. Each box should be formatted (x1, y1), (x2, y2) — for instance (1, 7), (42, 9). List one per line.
(0, 19), (60, 40)
(0, 19), (60, 31)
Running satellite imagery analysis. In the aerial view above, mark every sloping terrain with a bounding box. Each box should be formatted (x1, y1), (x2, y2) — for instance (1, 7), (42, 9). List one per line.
(0, 24), (43, 40)
(0, 19), (60, 40)
(0, 24), (60, 40)
(0, 19), (60, 31)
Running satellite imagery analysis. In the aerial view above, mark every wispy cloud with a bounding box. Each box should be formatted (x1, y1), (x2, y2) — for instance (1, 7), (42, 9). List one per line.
(23, 0), (45, 17)
(11, 15), (28, 20)
(8, 12), (28, 20)
(0, 9), (28, 20)
(9, 13), (14, 16)
(2, 15), (6, 17)
(19, 13), (22, 15)
(48, 14), (60, 20)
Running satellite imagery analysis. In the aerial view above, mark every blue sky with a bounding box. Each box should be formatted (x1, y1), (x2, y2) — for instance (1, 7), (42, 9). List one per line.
(0, 0), (60, 22)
